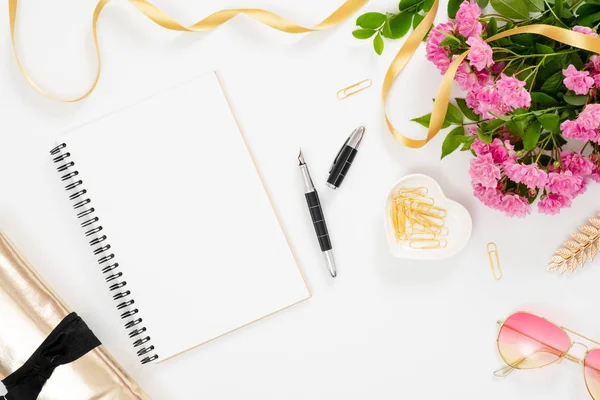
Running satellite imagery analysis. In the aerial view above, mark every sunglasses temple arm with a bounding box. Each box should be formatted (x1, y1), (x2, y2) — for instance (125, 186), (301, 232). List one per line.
(493, 364), (516, 378)
(493, 354), (532, 378)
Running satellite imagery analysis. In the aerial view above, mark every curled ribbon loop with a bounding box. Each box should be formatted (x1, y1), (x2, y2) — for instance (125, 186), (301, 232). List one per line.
(384, 19), (600, 148)
(8, 0), (368, 102)
(1, 312), (101, 400)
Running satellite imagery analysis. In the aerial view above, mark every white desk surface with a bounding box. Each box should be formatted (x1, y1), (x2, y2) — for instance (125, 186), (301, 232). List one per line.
(2, 0), (600, 399)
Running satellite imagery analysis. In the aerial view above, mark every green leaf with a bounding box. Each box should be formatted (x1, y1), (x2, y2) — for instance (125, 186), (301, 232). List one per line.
(356, 12), (387, 29)
(523, 120), (542, 150)
(486, 17), (498, 37)
(540, 71), (565, 94)
(490, 0), (530, 19)
(448, 0), (463, 18)
(577, 4), (600, 17)
(524, 0), (544, 11)
(439, 33), (462, 46)
(413, 13), (424, 29)
(552, 0), (574, 17)
(441, 127), (466, 159)
(382, 19), (393, 38)
(439, 37), (459, 47)
(569, 52), (585, 70)
(411, 113), (451, 129)
(484, 119), (506, 132)
(373, 33), (384, 55)
(399, 0), (422, 11)
(412, 114), (432, 128)
(535, 43), (554, 54)
(530, 92), (559, 106)
(554, 0), (564, 17)
(576, 11), (600, 26)
(445, 103), (464, 124)
(423, 0), (435, 12)
(564, 94), (589, 106)
(478, 131), (494, 144)
(456, 98), (479, 121)
(389, 12), (413, 39)
(506, 120), (524, 137)
(537, 114), (560, 133)
(478, 0), (490, 7)
(352, 29), (377, 39)
(512, 33), (535, 47)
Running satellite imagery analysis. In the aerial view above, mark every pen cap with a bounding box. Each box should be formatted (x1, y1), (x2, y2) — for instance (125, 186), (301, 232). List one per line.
(326, 127), (364, 189)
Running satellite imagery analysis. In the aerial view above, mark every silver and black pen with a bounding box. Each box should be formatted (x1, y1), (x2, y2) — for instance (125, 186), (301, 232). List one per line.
(298, 149), (337, 277)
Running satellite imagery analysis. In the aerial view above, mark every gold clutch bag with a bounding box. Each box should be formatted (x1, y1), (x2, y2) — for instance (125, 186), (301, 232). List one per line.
(0, 232), (150, 400)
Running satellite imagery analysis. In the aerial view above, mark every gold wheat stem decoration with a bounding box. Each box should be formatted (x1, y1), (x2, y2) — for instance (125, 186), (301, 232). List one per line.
(547, 212), (600, 274)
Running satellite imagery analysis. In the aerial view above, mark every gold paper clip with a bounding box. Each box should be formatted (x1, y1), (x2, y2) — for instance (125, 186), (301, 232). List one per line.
(410, 239), (447, 249)
(337, 79), (372, 100)
(487, 242), (502, 280)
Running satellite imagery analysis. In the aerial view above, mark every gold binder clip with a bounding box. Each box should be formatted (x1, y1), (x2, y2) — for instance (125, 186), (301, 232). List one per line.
(337, 79), (372, 100)
(487, 242), (502, 280)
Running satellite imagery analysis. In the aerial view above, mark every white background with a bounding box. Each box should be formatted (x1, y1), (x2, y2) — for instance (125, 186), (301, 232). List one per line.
(2, 0), (600, 399)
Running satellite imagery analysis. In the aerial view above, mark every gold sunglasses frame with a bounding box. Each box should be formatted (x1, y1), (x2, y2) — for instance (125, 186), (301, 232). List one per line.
(495, 311), (600, 399)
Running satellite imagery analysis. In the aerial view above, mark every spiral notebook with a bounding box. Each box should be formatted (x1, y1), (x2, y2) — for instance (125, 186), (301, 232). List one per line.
(49, 72), (310, 364)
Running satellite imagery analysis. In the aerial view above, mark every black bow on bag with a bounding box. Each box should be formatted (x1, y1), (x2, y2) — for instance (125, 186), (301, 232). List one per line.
(1, 312), (101, 400)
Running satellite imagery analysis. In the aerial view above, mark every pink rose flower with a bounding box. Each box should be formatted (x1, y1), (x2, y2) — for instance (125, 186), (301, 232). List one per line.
(455, 62), (479, 91)
(503, 160), (548, 189)
(466, 89), (480, 113)
(561, 152), (594, 176)
(489, 138), (514, 163)
(473, 183), (503, 209)
(467, 125), (478, 136)
(476, 86), (507, 119)
(496, 74), (531, 109)
(590, 55), (600, 71)
(573, 178), (588, 197)
(563, 65), (594, 95)
(492, 62), (505, 74)
(591, 167), (600, 183)
(538, 194), (572, 215)
(499, 194), (531, 218)
(426, 22), (455, 73)
(475, 68), (493, 86)
(573, 26), (599, 37)
(560, 120), (598, 142)
(470, 153), (501, 188)
(471, 137), (490, 156)
(578, 103), (600, 130)
(466, 36), (494, 71)
(593, 72), (600, 88)
(547, 171), (584, 198)
(456, 0), (483, 38)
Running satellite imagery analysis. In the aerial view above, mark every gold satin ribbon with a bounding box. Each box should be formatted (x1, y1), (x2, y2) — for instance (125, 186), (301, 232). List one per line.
(8, 0), (368, 102)
(384, 19), (600, 148)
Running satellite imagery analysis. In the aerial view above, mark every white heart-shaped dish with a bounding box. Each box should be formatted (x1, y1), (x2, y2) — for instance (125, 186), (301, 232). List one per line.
(385, 174), (472, 260)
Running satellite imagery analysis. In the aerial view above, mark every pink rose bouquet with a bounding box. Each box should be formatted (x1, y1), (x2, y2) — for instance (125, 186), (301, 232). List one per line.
(413, 0), (600, 217)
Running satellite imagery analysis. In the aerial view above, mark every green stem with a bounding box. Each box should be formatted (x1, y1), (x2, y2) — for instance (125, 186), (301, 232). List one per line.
(551, 134), (563, 168)
(400, 1), (425, 14)
(582, 141), (590, 154)
(532, 136), (553, 164)
(527, 58), (544, 91)
(483, 14), (516, 23)
(544, 0), (569, 28)
(494, 49), (579, 61)
(569, 0), (585, 11)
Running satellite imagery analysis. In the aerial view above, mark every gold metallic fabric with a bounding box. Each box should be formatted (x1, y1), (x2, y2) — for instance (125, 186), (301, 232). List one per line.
(8, 0), (368, 102)
(383, 20), (600, 148)
(0, 232), (150, 400)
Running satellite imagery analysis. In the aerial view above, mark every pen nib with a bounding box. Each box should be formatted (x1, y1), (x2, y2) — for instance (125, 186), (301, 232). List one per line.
(298, 148), (306, 166)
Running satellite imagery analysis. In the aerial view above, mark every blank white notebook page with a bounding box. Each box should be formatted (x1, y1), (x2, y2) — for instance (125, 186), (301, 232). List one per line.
(61, 72), (310, 362)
